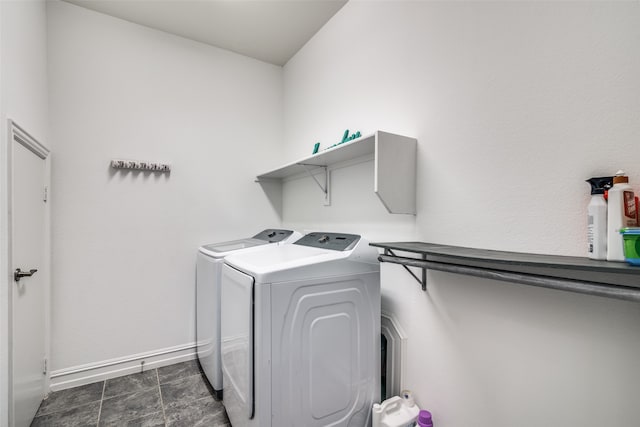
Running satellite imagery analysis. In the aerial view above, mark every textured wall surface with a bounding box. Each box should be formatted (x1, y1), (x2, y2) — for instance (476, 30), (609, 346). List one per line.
(282, 2), (640, 426)
(48, 1), (283, 372)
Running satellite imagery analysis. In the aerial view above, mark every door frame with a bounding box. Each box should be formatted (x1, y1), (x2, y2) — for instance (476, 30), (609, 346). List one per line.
(1, 119), (50, 427)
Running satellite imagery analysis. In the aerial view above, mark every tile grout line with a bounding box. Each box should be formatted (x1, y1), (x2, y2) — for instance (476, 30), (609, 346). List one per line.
(96, 380), (106, 426)
(157, 368), (168, 426)
(36, 362), (207, 426)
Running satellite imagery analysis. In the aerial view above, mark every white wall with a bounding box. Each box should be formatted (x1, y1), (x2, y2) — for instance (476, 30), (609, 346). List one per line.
(283, 2), (640, 426)
(47, 1), (283, 379)
(0, 0), (49, 424)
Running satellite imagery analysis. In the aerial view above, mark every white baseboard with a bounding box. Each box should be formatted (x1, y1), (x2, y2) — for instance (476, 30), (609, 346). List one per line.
(49, 342), (197, 392)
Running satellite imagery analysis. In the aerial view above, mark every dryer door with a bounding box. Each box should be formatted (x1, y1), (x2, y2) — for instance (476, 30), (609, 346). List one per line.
(221, 264), (254, 424)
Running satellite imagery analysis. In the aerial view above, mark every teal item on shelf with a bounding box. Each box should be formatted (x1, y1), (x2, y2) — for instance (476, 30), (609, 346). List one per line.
(620, 227), (640, 266)
(322, 130), (364, 152)
(340, 129), (362, 144)
(341, 129), (350, 143)
(312, 142), (320, 154)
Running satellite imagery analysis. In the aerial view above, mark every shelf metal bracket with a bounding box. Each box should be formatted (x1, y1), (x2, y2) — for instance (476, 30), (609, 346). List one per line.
(377, 250), (640, 303)
(383, 249), (427, 291)
(299, 163), (330, 205)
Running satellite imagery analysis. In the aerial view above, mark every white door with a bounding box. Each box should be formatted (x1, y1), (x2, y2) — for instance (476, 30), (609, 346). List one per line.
(10, 123), (48, 427)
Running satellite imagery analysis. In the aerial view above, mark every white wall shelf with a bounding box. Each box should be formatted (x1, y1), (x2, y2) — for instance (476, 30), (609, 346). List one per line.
(256, 131), (417, 214)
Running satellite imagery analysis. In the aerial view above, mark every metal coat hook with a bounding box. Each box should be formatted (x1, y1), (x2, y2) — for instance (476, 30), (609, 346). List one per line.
(111, 159), (171, 173)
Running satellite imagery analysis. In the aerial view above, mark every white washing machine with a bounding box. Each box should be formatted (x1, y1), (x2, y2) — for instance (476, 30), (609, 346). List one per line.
(196, 229), (301, 398)
(221, 232), (381, 427)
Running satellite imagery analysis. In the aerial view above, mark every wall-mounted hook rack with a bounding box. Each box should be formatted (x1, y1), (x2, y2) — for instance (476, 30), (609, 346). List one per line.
(111, 159), (171, 173)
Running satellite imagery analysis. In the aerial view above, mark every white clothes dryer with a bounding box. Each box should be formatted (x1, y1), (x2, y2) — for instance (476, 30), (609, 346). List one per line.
(196, 229), (301, 398)
(221, 232), (381, 427)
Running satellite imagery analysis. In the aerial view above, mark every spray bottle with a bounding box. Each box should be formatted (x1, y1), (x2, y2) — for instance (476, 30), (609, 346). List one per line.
(586, 177), (613, 260)
(607, 170), (637, 262)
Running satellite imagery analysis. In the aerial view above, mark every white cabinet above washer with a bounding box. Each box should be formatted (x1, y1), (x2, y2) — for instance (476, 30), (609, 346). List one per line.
(256, 131), (417, 215)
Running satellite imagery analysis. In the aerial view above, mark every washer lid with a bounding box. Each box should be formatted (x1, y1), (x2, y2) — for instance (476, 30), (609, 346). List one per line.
(225, 244), (346, 275)
(200, 238), (268, 257)
(224, 234), (379, 283)
(199, 229), (299, 258)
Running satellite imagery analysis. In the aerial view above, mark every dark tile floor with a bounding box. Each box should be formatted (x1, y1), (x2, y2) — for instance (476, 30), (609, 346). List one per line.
(31, 360), (230, 426)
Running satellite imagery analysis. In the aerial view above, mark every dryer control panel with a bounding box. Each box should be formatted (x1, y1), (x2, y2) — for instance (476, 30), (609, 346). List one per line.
(253, 229), (295, 243)
(294, 232), (360, 251)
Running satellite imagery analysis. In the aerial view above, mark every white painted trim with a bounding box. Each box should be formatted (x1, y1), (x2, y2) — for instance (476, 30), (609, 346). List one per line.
(0, 5), (7, 412)
(10, 121), (49, 160)
(0, 117), (11, 427)
(3, 119), (15, 427)
(381, 310), (407, 399)
(49, 342), (198, 392)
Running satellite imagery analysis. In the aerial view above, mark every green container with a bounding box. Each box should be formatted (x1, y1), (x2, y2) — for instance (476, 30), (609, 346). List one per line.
(619, 227), (640, 266)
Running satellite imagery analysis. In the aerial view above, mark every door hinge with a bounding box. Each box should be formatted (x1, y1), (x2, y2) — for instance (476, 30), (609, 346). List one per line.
(43, 186), (48, 203)
(43, 358), (47, 375)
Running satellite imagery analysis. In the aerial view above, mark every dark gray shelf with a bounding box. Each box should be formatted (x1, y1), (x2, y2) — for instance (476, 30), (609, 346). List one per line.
(370, 242), (640, 302)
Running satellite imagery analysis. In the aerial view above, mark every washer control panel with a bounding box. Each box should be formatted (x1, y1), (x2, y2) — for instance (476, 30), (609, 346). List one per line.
(294, 232), (360, 251)
(253, 229), (294, 243)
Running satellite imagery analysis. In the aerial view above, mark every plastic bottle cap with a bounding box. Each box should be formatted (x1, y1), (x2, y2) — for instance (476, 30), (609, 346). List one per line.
(418, 409), (433, 423)
(613, 175), (629, 184)
(401, 390), (415, 406)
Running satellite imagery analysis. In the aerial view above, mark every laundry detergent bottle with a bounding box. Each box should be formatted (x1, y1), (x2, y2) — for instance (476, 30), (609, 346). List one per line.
(372, 390), (420, 427)
(586, 177), (612, 260)
(607, 170), (637, 261)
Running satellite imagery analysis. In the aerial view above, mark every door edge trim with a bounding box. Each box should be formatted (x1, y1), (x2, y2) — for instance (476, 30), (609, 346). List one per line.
(9, 120), (49, 160)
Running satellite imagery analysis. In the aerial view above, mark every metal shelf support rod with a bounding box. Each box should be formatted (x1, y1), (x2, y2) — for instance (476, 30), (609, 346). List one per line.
(299, 163), (327, 195)
(384, 249), (426, 291)
(378, 254), (640, 303)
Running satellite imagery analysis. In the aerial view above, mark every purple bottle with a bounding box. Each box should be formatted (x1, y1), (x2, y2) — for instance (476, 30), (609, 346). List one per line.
(417, 409), (433, 427)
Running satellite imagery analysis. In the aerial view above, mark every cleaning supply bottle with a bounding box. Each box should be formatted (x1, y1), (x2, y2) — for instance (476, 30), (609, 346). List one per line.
(417, 410), (434, 427)
(372, 390), (420, 427)
(586, 177), (613, 260)
(607, 170), (637, 261)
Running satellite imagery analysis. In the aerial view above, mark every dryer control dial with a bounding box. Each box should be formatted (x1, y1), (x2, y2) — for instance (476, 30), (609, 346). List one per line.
(294, 232), (360, 251)
(253, 229), (294, 243)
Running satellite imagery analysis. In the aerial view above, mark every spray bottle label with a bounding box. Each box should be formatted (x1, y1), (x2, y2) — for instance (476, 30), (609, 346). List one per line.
(587, 215), (594, 253)
(624, 191), (637, 224)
